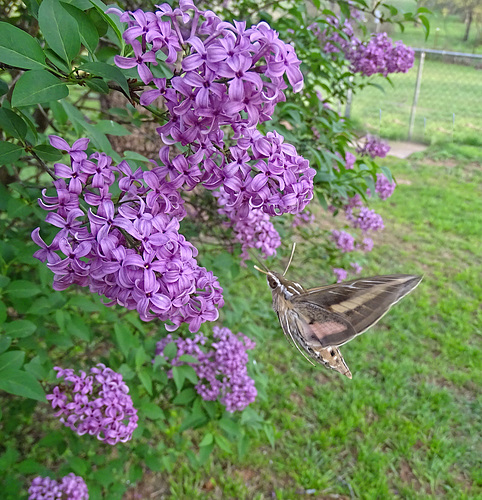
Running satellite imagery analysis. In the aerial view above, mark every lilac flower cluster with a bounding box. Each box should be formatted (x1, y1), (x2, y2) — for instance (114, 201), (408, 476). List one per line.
(155, 326), (257, 412)
(292, 210), (315, 228)
(357, 135), (391, 159)
(318, 16), (358, 55)
(375, 173), (396, 200)
(32, 135), (223, 333)
(333, 268), (348, 283)
(46, 364), (138, 445)
(28, 474), (88, 500)
(331, 230), (355, 253)
(109, 2), (314, 223)
(349, 32), (414, 77)
(216, 189), (281, 264)
(335, 151), (356, 171)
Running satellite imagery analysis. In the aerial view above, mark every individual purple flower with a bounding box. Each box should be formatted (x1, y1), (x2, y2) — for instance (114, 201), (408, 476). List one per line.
(333, 268), (348, 283)
(46, 364), (138, 446)
(375, 173), (396, 200)
(28, 473), (88, 500)
(155, 326), (256, 412)
(114, 39), (157, 84)
(332, 230), (355, 253)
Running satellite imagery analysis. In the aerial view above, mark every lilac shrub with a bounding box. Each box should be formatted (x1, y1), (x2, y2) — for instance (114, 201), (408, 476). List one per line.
(155, 326), (257, 412)
(28, 474), (88, 500)
(46, 364), (138, 445)
(33, 136), (223, 333)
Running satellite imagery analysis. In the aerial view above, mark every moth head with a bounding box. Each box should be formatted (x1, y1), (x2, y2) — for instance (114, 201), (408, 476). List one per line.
(267, 272), (281, 290)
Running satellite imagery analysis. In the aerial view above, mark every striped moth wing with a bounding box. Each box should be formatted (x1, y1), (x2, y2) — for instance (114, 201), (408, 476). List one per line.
(291, 274), (423, 348)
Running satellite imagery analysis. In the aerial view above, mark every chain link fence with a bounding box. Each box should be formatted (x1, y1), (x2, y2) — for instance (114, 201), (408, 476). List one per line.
(347, 48), (482, 146)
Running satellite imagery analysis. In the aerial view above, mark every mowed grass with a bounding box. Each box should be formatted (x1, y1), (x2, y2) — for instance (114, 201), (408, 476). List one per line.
(349, 58), (482, 146)
(141, 145), (482, 499)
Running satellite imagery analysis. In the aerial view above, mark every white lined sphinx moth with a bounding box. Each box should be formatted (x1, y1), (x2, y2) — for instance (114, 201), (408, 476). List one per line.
(256, 246), (422, 378)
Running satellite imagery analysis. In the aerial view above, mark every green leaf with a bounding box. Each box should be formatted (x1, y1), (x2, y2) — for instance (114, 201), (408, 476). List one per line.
(179, 410), (208, 432)
(69, 456), (88, 475)
(62, 3), (99, 54)
(69, 316), (92, 341)
(178, 354), (199, 364)
(214, 434), (232, 453)
(89, 0), (124, 47)
(264, 423), (275, 447)
(380, 166), (394, 183)
(198, 442), (214, 465)
(5, 280), (42, 298)
(138, 369), (153, 395)
(0, 109), (28, 140)
(0, 336), (11, 353)
(0, 21), (47, 70)
(219, 418), (241, 437)
(0, 142), (23, 164)
(11, 70), (69, 107)
(114, 323), (136, 358)
(38, 0), (80, 64)
(24, 356), (49, 380)
(85, 78), (109, 94)
(0, 302), (6, 325)
(3, 320), (37, 338)
(0, 351), (25, 372)
(237, 432), (250, 458)
(32, 144), (63, 162)
(177, 364), (198, 384)
(135, 345), (149, 369)
(172, 387), (196, 405)
(171, 365), (185, 392)
(0, 369), (46, 401)
(140, 402), (164, 420)
(79, 61), (130, 96)
(199, 432), (213, 447)
(163, 342), (177, 360)
(419, 15), (430, 41)
(0, 79), (8, 96)
(93, 120), (130, 136)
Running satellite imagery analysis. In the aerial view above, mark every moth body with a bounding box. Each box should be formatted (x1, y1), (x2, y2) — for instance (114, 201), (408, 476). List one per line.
(262, 267), (422, 379)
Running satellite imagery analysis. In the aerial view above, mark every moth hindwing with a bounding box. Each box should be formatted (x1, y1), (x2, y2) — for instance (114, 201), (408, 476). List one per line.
(256, 260), (422, 378)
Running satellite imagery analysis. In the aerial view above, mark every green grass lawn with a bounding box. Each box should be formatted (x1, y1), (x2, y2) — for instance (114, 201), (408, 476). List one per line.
(140, 145), (482, 499)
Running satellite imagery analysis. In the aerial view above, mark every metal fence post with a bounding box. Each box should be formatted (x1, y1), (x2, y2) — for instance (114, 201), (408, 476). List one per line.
(408, 51), (425, 141)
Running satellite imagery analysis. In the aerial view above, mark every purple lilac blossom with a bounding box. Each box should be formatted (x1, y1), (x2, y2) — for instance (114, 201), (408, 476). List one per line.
(375, 173), (396, 200)
(357, 135), (391, 159)
(28, 474), (88, 500)
(357, 237), (374, 253)
(349, 32), (414, 77)
(331, 230), (355, 253)
(155, 326), (257, 412)
(333, 268), (348, 283)
(216, 189), (281, 264)
(46, 364), (138, 445)
(33, 136), (224, 333)
(350, 262), (362, 274)
(352, 207), (384, 232)
(107, 3), (315, 222)
(292, 210), (315, 228)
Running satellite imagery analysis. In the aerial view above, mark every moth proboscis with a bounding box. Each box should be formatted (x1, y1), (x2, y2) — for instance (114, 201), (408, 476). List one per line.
(255, 244), (422, 378)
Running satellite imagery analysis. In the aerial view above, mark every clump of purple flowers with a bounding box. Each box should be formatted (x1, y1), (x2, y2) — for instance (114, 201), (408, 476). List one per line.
(332, 230), (355, 253)
(32, 135), (223, 333)
(357, 135), (391, 159)
(108, 2), (314, 218)
(375, 173), (396, 200)
(28, 474), (88, 500)
(349, 32), (414, 77)
(46, 364), (138, 445)
(333, 268), (348, 283)
(292, 210), (315, 228)
(155, 326), (257, 412)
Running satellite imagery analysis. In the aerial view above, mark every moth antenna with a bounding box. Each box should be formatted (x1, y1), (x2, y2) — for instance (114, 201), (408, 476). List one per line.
(254, 265), (269, 275)
(283, 242), (297, 276)
(249, 250), (270, 273)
